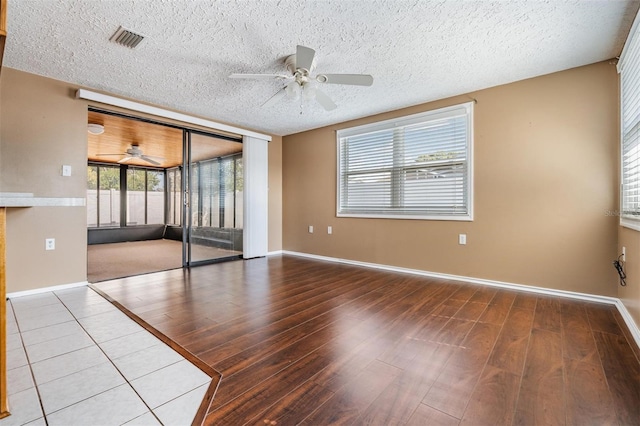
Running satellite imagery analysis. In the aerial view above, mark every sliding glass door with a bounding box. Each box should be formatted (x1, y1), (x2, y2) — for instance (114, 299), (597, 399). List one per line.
(185, 131), (243, 265)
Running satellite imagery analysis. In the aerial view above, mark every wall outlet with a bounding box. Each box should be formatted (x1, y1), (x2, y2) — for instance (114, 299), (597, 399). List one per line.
(328, 226), (332, 234)
(459, 234), (467, 245)
(45, 238), (55, 250)
(62, 165), (72, 177)
(622, 246), (626, 262)
(308, 225), (314, 234)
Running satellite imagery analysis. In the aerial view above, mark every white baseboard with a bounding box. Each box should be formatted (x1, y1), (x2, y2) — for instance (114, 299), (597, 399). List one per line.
(615, 299), (640, 350)
(282, 250), (617, 303)
(282, 250), (640, 350)
(267, 250), (283, 256)
(7, 281), (89, 299)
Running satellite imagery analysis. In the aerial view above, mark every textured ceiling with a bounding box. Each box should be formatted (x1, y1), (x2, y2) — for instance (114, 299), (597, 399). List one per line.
(5, 0), (639, 136)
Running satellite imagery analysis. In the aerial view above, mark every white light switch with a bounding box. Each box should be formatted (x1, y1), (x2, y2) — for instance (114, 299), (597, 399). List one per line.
(308, 225), (314, 233)
(459, 234), (467, 245)
(328, 226), (332, 234)
(45, 238), (55, 250)
(62, 165), (72, 176)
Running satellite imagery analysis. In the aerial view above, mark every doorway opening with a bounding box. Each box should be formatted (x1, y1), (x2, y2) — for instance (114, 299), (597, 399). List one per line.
(86, 108), (243, 282)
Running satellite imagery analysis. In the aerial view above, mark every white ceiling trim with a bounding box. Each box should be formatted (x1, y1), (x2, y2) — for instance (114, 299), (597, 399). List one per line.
(76, 89), (272, 141)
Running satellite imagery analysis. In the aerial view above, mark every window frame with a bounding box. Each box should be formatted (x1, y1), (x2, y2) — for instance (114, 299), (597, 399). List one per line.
(87, 162), (165, 229)
(87, 163), (122, 228)
(619, 11), (640, 232)
(190, 153), (243, 230)
(336, 102), (474, 221)
(125, 166), (165, 226)
(166, 166), (183, 226)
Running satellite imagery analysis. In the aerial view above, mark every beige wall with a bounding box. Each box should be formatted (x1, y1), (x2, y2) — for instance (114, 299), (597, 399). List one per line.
(0, 68), (283, 292)
(619, 227), (640, 325)
(1, 69), (87, 198)
(283, 61), (620, 297)
(1, 69), (88, 292)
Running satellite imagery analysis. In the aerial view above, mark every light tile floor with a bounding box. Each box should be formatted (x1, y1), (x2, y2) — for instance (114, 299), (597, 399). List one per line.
(2, 286), (212, 426)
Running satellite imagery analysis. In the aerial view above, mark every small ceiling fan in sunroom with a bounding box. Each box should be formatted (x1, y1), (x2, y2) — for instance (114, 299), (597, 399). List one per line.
(96, 144), (165, 166)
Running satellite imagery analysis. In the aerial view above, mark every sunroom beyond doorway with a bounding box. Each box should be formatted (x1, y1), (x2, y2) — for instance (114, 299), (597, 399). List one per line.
(86, 110), (244, 282)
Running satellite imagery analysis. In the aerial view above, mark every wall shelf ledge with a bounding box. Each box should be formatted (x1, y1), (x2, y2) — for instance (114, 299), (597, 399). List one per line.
(0, 193), (85, 207)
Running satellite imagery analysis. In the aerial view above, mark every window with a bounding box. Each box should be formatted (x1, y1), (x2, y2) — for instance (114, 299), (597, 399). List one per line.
(167, 167), (182, 226)
(126, 168), (165, 225)
(199, 161), (219, 227)
(619, 17), (640, 230)
(234, 156), (244, 228)
(191, 154), (243, 229)
(87, 165), (121, 227)
(87, 164), (164, 228)
(337, 102), (473, 220)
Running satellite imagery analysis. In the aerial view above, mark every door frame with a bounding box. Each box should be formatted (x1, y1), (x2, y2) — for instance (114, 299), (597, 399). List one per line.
(86, 107), (244, 270)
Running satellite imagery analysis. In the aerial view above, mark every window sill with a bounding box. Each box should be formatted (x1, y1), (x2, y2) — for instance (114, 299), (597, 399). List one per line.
(620, 218), (640, 232)
(337, 213), (473, 221)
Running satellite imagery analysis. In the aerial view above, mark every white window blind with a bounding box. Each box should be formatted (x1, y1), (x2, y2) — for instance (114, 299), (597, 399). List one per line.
(337, 102), (473, 220)
(619, 13), (640, 229)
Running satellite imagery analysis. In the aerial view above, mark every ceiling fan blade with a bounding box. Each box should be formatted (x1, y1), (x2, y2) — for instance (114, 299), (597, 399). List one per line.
(138, 153), (165, 160)
(229, 73), (291, 80)
(296, 45), (315, 71)
(95, 153), (124, 157)
(262, 86), (288, 108)
(315, 89), (337, 111)
(117, 157), (133, 164)
(316, 74), (373, 86)
(140, 156), (161, 166)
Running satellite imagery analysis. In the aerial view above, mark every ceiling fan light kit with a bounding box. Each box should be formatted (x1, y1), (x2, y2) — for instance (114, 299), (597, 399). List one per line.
(230, 45), (373, 111)
(285, 82), (301, 100)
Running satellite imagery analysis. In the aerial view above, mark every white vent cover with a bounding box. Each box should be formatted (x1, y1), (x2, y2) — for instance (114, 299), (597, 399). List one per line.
(109, 26), (144, 49)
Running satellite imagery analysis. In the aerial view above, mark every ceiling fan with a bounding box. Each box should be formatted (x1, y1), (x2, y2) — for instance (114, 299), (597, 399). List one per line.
(96, 144), (165, 166)
(230, 45), (373, 111)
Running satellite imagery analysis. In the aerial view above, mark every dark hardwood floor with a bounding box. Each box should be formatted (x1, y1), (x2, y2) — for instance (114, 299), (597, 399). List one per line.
(93, 255), (640, 426)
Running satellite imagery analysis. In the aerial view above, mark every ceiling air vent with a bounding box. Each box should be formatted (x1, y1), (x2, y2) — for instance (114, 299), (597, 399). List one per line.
(109, 26), (144, 48)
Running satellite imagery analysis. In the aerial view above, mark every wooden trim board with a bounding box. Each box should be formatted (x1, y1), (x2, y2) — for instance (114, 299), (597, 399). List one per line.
(0, 0), (6, 75)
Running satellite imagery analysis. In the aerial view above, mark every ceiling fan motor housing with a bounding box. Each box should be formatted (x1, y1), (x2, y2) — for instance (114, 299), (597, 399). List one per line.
(127, 145), (144, 156)
(285, 54), (317, 77)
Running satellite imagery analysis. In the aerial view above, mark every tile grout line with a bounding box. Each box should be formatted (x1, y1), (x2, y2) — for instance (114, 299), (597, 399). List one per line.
(9, 299), (51, 426)
(12, 294), (138, 421)
(89, 284), (220, 426)
(56, 287), (214, 425)
(53, 290), (167, 426)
